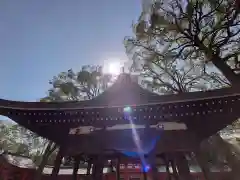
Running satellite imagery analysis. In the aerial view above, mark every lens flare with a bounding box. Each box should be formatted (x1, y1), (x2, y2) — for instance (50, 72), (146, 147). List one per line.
(123, 106), (132, 113)
(143, 164), (150, 172)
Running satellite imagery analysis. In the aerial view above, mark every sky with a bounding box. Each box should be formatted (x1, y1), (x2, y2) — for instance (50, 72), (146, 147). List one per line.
(0, 0), (141, 102)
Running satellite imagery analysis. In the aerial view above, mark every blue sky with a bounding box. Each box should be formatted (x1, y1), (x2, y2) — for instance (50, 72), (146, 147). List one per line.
(0, 0), (141, 102)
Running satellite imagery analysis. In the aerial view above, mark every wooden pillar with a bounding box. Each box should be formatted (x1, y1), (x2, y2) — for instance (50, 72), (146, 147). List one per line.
(87, 159), (92, 175)
(110, 160), (114, 172)
(143, 170), (148, 180)
(91, 157), (97, 179)
(116, 157), (120, 180)
(175, 152), (193, 180)
(165, 161), (171, 180)
(141, 156), (148, 180)
(151, 164), (158, 180)
(163, 154), (172, 180)
(96, 155), (104, 180)
(148, 151), (158, 180)
(170, 160), (179, 180)
(92, 155), (104, 179)
(51, 148), (64, 179)
(73, 156), (80, 180)
(123, 163), (128, 180)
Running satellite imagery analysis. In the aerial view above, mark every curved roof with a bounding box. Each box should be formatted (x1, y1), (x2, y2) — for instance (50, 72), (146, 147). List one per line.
(0, 73), (239, 111)
(0, 73), (239, 155)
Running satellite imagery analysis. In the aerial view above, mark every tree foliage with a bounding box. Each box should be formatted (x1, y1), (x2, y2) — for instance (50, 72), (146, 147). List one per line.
(45, 65), (113, 101)
(125, 0), (240, 85)
(0, 123), (46, 158)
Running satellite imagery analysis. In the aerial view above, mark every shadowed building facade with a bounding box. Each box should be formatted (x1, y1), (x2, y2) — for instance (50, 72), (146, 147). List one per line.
(0, 73), (239, 180)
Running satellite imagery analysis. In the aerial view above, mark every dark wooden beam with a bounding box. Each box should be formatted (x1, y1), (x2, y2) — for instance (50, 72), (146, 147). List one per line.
(194, 149), (215, 180)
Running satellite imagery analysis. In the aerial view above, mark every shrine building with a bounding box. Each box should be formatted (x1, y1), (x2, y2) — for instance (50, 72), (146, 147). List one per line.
(0, 73), (239, 180)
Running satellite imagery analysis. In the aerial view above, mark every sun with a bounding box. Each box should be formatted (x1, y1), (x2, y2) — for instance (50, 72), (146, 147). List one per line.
(108, 62), (121, 75)
(104, 60), (122, 75)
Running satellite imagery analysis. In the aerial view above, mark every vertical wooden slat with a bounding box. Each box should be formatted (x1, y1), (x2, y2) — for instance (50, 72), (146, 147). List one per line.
(194, 150), (213, 180)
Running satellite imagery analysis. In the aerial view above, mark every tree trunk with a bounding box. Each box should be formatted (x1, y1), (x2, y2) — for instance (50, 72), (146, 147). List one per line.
(210, 134), (240, 180)
(196, 37), (240, 86)
(35, 153), (49, 180)
(211, 57), (239, 86)
(34, 141), (57, 180)
(194, 150), (214, 180)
